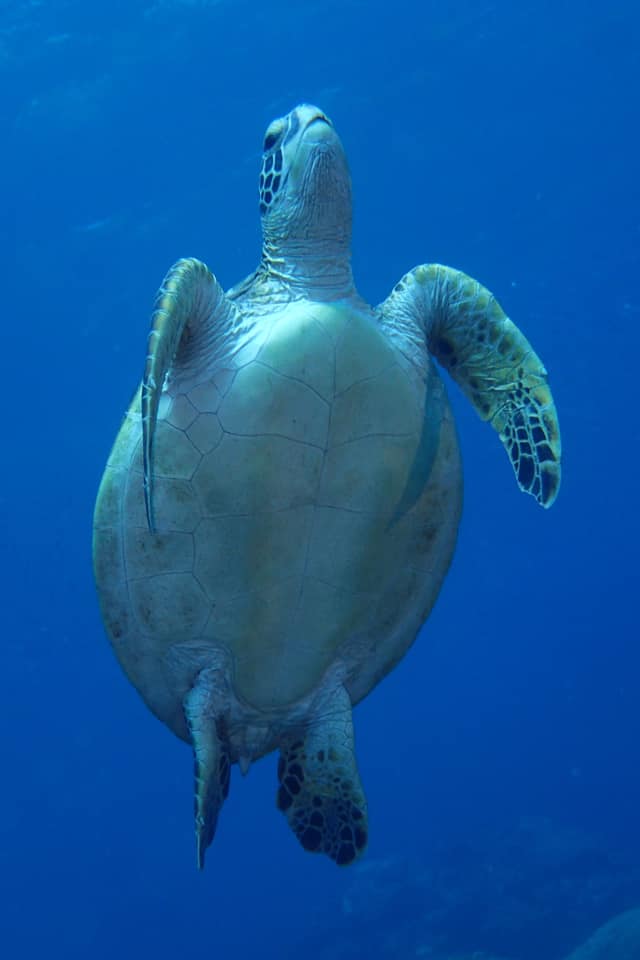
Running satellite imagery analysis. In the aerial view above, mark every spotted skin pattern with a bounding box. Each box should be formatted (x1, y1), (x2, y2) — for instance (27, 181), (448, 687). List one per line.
(276, 685), (367, 866)
(379, 264), (561, 507)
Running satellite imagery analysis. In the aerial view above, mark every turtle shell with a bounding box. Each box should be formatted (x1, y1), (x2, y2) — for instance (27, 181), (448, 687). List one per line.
(93, 298), (461, 746)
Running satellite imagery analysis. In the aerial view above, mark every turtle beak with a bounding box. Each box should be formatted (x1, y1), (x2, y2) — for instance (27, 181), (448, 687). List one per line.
(293, 105), (334, 142)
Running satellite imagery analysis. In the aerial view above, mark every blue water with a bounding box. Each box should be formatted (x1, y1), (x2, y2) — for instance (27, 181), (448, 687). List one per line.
(2, 1), (638, 957)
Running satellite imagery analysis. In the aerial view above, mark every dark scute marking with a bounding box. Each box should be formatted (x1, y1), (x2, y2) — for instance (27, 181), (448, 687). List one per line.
(289, 763), (304, 780)
(277, 756), (285, 779)
(299, 827), (322, 851)
(265, 154), (274, 173)
(259, 202), (267, 214)
(277, 785), (293, 811)
(284, 775), (301, 796)
(537, 443), (556, 463)
(310, 811), (324, 828)
(340, 826), (352, 841)
(272, 174), (281, 192)
(274, 149), (283, 171)
(517, 456), (535, 488)
(336, 843), (356, 865)
(312, 795), (323, 807)
(532, 476), (541, 499)
(264, 131), (278, 151)
(264, 190), (272, 204)
(351, 806), (363, 821)
(520, 441), (532, 456)
(265, 172), (273, 190)
(355, 827), (367, 849)
(532, 426), (546, 443)
(513, 409), (526, 428)
(541, 467), (556, 504)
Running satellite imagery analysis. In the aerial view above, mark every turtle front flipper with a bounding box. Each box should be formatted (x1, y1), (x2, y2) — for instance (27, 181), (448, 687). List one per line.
(378, 264), (561, 507)
(277, 684), (368, 866)
(184, 671), (231, 869)
(142, 257), (246, 532)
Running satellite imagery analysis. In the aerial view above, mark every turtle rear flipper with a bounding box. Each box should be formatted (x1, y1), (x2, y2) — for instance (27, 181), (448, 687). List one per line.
(378, 264), (561, 507)
(277, 684), (368, 866)
(184, 671), (231, 870)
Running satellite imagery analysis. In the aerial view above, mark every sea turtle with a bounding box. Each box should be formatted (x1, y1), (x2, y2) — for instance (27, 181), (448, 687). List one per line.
(93, 103), (561, 869)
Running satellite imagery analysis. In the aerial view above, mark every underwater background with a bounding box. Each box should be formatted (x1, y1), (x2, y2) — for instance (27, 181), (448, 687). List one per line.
(2, 1), (639, 957)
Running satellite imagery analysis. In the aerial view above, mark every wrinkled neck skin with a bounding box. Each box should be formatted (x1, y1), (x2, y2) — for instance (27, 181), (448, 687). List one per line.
(261, 235), (354, 302)
(260, 150), (355, 302)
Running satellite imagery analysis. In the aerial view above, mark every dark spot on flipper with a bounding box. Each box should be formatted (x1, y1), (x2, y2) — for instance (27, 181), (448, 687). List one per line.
(337, 843), (356, 865)
(541, 466), (558, 505)
(517, 455), (535, 489)
(300, 827), (322, 851)
(537, 443), (556, 463)
(264, 154), (274, 172)
(274, 149), (283, 171)
(277, 785), (293, 811)
(284, 775), (301, 796)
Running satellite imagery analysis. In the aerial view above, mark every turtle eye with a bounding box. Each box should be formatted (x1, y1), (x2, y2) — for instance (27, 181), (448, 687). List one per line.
(263, 120), (284, 153)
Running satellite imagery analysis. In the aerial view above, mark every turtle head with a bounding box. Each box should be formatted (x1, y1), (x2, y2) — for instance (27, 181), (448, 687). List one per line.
(259, 104), (353, 289)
